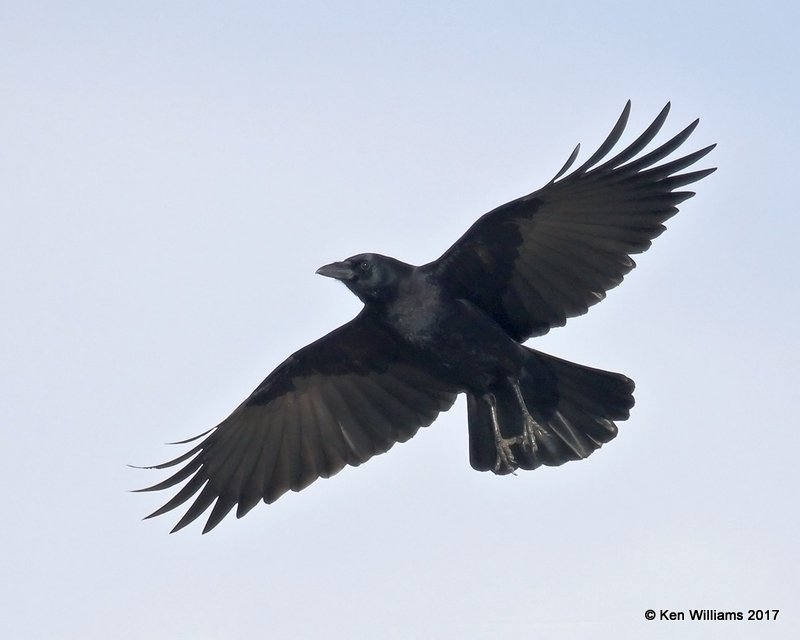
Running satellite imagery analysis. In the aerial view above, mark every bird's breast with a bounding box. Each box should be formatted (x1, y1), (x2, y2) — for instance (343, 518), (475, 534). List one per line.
(385, 295), (442, 346)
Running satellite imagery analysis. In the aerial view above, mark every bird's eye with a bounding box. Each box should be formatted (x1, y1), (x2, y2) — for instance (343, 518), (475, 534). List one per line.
(359, 261), (371, 272)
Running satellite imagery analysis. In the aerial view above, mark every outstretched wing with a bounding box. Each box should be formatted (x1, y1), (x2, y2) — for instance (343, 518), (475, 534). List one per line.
(429, 101), (716, 341)
(136, 310), (458, 533)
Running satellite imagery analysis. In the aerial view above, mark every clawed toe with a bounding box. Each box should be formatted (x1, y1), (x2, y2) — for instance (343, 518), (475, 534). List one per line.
(493, 433), (520, 474)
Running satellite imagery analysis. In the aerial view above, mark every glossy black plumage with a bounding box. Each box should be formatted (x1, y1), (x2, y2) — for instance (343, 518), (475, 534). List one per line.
(137, 102), (715, 533)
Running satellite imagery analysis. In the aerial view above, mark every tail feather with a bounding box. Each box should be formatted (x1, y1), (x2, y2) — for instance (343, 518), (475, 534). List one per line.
(467, 348), (634, 473)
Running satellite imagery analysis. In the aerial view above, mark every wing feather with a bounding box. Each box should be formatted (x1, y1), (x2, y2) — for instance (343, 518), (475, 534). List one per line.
(430, 102), (715, 340)
(138, 311), (457, 532)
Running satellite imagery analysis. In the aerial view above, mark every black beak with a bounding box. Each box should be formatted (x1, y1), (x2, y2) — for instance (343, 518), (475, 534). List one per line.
(316, 261), (355, 281)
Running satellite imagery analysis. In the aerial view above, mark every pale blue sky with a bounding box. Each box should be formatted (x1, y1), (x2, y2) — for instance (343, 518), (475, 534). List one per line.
(2, 2), (798, 639)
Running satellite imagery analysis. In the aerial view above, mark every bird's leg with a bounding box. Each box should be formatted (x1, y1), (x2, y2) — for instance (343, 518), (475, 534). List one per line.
(483, 393), (519, 475)
(510, 379), (545, 454)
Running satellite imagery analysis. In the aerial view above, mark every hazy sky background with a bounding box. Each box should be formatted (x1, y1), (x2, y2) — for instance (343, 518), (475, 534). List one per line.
(3, 2), (798, 639)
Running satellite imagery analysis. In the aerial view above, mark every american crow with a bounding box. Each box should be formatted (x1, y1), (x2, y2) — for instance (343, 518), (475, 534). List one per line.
(137, 102), (715, 533)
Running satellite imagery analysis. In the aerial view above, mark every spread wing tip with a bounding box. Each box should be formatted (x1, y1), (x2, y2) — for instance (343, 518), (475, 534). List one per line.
(548, 143), (581, 184)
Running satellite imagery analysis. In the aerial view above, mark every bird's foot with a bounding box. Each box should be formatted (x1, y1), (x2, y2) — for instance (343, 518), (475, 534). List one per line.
(521, 412), (545, 454)
(493, 415), (545, 473)
(484, 391), (521, 475)
(511, 380), (545, 454)
(493, 431), (521, 474)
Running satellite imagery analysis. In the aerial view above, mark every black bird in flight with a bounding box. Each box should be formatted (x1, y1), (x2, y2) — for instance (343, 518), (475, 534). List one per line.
(137, 102), (715, 533)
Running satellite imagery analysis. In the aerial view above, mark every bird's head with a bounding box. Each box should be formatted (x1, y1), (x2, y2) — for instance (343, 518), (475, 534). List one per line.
(316, 253), (410, 304)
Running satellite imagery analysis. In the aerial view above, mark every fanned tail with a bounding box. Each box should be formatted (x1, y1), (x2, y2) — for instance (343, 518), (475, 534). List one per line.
(467, 348), (635, 473)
